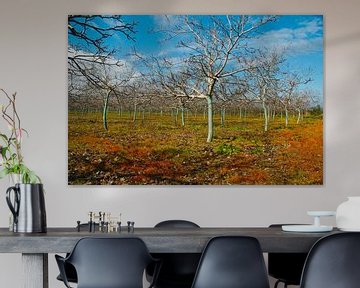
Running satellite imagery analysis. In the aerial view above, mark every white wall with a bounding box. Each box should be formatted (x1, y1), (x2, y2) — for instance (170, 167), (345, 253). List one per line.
(0, 0), (360, 287)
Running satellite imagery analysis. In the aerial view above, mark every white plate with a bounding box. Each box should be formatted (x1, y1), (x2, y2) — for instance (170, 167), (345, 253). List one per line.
(338, 227), (360, 232)
(307, 211), (336, 217)
(282, 225), (333, 232)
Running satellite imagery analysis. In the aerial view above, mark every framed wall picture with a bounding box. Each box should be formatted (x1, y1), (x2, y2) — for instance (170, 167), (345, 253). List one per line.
(68, 15), (323, 185)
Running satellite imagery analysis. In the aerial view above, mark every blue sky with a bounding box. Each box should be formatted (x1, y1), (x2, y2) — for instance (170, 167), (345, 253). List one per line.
(69, 15), (323, 103)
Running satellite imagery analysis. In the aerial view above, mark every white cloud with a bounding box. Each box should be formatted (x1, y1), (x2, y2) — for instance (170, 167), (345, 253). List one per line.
(253, 19), (323, 56)
(68, 47), (141, 85)
(156, 45), (190, 58)
(152, 15), (182, 30)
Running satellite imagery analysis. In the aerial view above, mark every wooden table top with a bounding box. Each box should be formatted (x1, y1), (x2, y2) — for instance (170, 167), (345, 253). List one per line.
(0, 227), (340, 253)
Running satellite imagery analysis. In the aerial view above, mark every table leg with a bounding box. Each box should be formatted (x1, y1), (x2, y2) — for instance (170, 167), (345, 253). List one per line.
(22, 253), (48, 288)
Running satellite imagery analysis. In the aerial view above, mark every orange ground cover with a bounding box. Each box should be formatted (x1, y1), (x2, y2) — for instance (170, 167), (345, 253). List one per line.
(68, 112), (323, 185)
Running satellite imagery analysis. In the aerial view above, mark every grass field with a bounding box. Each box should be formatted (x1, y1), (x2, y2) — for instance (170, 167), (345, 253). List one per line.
(68, 111), (323, 185)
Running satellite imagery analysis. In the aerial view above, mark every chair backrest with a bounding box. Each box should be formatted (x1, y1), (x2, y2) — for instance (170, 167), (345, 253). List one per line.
(151, 220), (201, 286)
(155, 220), (200, 228)
(300, 232), (360, 288)
(67, 237), (154, 288)
(191, 236), (270, 288)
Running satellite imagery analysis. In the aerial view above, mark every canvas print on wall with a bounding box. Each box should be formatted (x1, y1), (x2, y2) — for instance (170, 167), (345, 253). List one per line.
(68, 15), (323, 185)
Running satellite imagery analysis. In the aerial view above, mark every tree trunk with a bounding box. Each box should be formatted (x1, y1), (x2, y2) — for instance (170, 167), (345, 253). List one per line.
(207, 96), (214, 143)
(268, 107), (271, 122)
(181, 107), (185, 127)
(297, 109), (301, 124)
(175, 108), (178, 126)
(133, 103), (137, 123)
(103, 90), (111, 130)
(262, 100), (269, 132)
(285, 107), (289, 127)
(221, 107), (225, 127)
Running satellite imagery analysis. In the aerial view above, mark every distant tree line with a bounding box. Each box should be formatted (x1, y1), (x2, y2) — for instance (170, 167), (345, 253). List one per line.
(68, 15), (322, 142)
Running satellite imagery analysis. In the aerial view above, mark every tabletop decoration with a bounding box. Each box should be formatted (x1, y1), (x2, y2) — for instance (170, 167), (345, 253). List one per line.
(0, 89), (40, 183)
(0, 88), (46, 233)
(282, 211), (335, 233)
(336, 197), (360, 231)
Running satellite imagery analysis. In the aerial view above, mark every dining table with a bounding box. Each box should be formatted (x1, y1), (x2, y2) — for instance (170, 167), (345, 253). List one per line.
(0, 226), (340, 288)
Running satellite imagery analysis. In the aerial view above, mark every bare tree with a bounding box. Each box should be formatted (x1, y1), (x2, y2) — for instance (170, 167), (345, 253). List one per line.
(67, 15), (139, 130)
(68, 15), (136, 86)
(144, 15), (276, 142)
(292, 89), (316, 124)
(278, 72), (312, 127)
(94, 62), (135, 130)
(246, 50), (283, 131)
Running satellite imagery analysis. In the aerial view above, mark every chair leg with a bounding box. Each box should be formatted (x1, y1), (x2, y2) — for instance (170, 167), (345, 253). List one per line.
(274, 280), (289, 288)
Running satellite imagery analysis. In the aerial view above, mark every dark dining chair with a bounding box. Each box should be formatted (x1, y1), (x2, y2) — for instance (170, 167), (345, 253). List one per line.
(191, 236), (270, 288)
(147, 220), (201, 288)
(300, 232), (360, 288)
(56, 262), (77, 284)
(268, 224), (308, 288)
(55, 237), (160, 288)
(56, 223), (99, 284)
